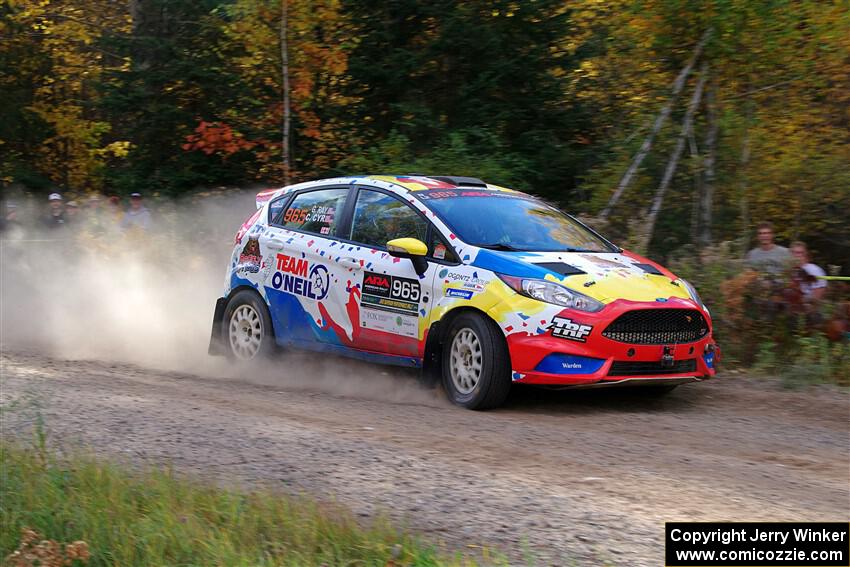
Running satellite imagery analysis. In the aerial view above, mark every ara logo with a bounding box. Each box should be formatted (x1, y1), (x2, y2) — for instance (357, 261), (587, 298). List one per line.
(549, 316), (593, 342)
(364, 274), (390, 289)
(271, 253), (330, 300)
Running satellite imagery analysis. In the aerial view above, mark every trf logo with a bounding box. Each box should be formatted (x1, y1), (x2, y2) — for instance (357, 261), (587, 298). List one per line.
(549, 316), (593, 342)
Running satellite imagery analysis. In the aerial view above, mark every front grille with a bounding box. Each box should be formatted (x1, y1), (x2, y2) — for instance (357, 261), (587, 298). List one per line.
(602, 309), (708, 344)
(608, 359), (697, 376)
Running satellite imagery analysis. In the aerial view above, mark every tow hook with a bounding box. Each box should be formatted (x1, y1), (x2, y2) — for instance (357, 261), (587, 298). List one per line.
(661, 345), (675, 368)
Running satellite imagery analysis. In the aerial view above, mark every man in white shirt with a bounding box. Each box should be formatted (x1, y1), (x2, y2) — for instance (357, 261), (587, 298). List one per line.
(790, 241), (827, 302)
(119, 192), (152, 232)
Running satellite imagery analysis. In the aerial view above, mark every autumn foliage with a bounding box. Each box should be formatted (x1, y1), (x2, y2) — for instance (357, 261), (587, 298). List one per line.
(182, 121), (257, 157)
(1, 0), (848, 268)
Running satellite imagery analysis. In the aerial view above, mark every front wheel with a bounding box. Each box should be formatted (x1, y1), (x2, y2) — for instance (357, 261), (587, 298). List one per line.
(441, 312), (512, 409)
(222, 290), (276, 361)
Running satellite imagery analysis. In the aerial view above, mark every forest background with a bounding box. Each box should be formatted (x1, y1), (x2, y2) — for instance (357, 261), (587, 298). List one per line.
(2, 0), (848, 373)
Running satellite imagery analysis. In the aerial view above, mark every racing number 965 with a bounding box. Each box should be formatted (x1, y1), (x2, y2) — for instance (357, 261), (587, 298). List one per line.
(393, 279), (420, 301)
(284, 208), (308, 224)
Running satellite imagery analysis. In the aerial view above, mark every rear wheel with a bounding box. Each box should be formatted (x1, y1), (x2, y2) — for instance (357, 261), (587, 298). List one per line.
(441, 312), (511, 409)
(223, 290), (276, 361)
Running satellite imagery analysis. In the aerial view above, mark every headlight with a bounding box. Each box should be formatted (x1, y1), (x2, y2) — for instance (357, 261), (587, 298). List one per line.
(497, 274), (604, 312)
(678, 278), (705, 309)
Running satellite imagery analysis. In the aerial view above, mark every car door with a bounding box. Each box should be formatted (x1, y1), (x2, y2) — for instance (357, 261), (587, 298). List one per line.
(324, 187), (446, 359)
(260, 186), (351, 348)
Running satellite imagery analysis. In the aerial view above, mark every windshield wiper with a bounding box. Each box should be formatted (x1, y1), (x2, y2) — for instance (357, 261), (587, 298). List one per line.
(476, 243), (525, 251)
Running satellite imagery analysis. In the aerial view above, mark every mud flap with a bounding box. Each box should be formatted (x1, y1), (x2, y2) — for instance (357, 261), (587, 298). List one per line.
(208, 297), (228, 356)
(419, 322), (443, 388)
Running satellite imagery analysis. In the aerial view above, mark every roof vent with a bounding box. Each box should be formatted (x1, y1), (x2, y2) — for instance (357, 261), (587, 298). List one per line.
(428, 176), (487, 187)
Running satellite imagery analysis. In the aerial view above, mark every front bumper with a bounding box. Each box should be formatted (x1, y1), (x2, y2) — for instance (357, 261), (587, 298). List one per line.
(505, 299), (719, 386)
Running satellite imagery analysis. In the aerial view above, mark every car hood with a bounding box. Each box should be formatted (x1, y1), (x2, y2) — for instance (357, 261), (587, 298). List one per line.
(471, 249), (692, 304)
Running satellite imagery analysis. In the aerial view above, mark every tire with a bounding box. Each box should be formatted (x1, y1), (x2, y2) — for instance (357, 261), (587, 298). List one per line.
(441, 312), (512, 409)
(222, 289), (276, 361)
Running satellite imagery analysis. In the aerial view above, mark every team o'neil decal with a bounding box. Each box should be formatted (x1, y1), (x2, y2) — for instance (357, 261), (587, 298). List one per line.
(549, 316), (593, 342)
(271, 253), (330, 300)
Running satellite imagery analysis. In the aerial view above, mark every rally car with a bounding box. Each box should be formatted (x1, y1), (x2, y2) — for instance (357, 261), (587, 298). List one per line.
(209, 175), (718, 409)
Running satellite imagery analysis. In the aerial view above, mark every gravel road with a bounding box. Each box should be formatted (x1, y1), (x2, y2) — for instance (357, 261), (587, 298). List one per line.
(1, 350), (848, 565)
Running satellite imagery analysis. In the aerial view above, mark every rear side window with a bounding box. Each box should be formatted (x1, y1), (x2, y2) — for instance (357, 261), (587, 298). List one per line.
(349, 190), (427, 248)
(275, 188), (348, 236)
(268, 195), (288, 223)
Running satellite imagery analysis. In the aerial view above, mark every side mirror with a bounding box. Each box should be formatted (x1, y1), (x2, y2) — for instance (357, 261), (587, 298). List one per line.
(387, 237), (428, 276)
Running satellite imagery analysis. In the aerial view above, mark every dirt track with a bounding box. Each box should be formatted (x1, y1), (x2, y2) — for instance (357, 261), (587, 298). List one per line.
(1, 350), (848, 565)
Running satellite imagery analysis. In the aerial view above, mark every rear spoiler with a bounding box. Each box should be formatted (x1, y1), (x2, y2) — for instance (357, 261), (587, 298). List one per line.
(255, 187), (281, 209)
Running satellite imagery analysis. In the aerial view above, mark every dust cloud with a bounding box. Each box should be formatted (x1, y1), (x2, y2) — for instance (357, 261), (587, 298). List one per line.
(0, 190), (440, 406)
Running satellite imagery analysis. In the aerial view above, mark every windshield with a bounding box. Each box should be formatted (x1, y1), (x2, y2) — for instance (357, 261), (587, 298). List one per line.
(417, 190), (616, 252)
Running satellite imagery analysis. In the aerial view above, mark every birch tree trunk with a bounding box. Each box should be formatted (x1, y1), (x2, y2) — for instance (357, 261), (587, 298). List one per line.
(600, 28), (712, 219)
(688, 127), (702, 247)
(738, 105), (752, 252)
(640, 63), (709, 252)
(700, 79), (718, 247)
(280, 0), (291, 186)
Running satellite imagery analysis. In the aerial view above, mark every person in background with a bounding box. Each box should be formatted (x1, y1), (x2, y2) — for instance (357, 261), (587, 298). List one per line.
(106, 195), (123, 223)
(82, 194), (113, 236)
(790, 241), (827, 303)
(65, 200), (80, 223)
(119, 192), (152, 232)
(42, 192), (67, 229)
(5, 202), (19, 226)
(2, 201), (23, 237)
(745, 221), (791, 275)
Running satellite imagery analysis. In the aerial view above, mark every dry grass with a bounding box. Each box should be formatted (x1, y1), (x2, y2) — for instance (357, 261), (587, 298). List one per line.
(0, 441), (497, 566)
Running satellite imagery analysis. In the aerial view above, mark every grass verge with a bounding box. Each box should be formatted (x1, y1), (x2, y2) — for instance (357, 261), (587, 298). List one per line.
(0, 440), (493, 566)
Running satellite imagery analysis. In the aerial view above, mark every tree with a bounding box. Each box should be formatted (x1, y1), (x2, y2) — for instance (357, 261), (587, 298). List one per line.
(212, 0), (355, 183)
(102, 0), (248, 195)
(0, 0), (130, 193)
(341, 0), (594, 195)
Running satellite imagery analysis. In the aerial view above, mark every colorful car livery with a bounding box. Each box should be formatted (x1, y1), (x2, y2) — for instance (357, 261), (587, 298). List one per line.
(210, 175), (719, 409)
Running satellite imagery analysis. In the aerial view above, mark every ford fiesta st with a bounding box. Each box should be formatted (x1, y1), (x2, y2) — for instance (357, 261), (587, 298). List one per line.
(209, 175), (719, 409)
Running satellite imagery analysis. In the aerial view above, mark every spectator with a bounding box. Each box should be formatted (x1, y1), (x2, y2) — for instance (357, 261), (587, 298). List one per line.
(790, 241), (827, 302)
(42, 193), (67, 229)
(65, 200), (80, 222)
(82, 194), (112, 236)
(106, 194), (123, 222)
(119, 192), (152, 232)
(2, 202), (23, 237)
(745, 221), (791, 275)
(4, 201), (19, 225)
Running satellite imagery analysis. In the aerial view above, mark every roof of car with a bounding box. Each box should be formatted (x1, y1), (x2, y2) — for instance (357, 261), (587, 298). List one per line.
(256, 175), (524, 209)
(366, 175), (521, 194)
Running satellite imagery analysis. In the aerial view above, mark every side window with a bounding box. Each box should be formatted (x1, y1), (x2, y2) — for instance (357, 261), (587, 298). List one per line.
(350, 190), (428, 248)
(277, 188), (347, 236)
